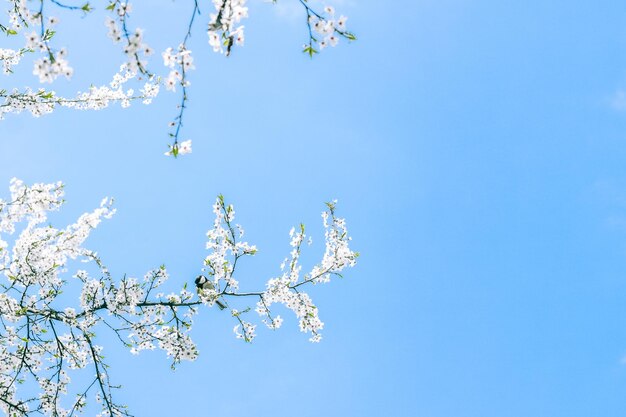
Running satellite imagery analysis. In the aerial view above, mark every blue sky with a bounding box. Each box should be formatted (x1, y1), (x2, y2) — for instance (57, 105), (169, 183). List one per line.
(3, 0), (626, 416)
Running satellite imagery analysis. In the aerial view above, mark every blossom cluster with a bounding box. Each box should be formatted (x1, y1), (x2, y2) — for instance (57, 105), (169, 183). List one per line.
(203, 195), (358, 343)
(5, 0), (33, 30)
(313, 7), (347, 49)
(233, 318), (257, 342)
(207, 0), (248, 55)
(26, 30), (74, 83)
(200, 194), (258, 298)
(302, 4), (356, 56)
(256, 201), (358, 342)
(0, 47), (26, 74)
(0, 64), (159, 119)
(162, 45), (194, 92)
(105, 2), (153, 73)
(4, 0), (73, 82)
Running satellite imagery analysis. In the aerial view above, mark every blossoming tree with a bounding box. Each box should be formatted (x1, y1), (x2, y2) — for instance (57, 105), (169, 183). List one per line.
(0, 0), (356, 156)
(0, 179), (358, 416)
(1, 1), (359, 415)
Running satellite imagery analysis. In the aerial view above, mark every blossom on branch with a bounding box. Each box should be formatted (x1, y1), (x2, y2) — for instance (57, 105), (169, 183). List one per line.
(0, 0), (356, 153)
(0, 179), (358, 416)
(207, 0), (249, 55)
(0, 64), (159, 118)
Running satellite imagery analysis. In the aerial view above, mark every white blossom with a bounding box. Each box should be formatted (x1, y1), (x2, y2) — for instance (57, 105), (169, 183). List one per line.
(0, 64), (159, 119)
(1, 0), (353, 153)
(207, 0), (249, 55)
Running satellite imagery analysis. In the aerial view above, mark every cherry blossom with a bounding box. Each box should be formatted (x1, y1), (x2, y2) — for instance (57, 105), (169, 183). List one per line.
(207, 0), (249, 55)
(0, 179), (358, 416)
(1, 0), (356, 154)
(1, 64), (159, 119)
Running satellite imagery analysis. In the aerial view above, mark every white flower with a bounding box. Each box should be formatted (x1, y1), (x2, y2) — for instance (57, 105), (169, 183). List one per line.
(165, 76), (177, 91)
(206, 0), (249, 54)
(25, 31), (39, 49)
(162, 47), (175, 67)
(178, 140), (192, 155)
(337, 15), (348, 31)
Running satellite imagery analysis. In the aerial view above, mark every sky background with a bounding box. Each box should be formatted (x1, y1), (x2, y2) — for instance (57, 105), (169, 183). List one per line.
(3, 0), (626, 416)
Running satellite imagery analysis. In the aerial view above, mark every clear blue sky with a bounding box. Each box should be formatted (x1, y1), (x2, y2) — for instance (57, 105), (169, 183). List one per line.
(2, 0), (626, 416)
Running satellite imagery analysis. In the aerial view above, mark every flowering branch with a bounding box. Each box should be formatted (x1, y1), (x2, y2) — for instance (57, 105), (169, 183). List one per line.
(0, 64), (158, 119)
(298, 0), (356, 57)
(162, 0), (200, 157)
(0, 0), (356, 155)
(0, 179), (358, 416)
